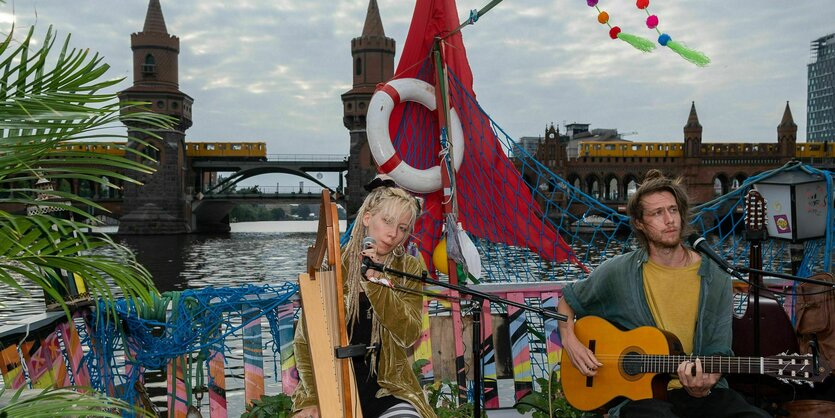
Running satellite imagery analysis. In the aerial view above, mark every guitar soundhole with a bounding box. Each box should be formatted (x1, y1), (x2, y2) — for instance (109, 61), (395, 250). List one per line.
(622, 352), (643, 376)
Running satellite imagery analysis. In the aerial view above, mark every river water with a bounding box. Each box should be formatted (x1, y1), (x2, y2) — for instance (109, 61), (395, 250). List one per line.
(0, 221), (341, 323)
(0, 221), (345, 415)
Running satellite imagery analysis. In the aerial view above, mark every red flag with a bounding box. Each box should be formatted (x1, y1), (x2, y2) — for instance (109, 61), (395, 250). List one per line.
(387, 0), (584, 272)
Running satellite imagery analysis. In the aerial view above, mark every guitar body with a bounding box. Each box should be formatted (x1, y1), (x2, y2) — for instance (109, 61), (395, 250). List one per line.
(561, 316), (829, 412)
(561, 316), (684, 411)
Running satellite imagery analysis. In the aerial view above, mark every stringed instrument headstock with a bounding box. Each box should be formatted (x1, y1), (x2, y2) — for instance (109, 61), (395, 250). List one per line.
(765, 353), (833, 385)
(745, 189), (768, 240)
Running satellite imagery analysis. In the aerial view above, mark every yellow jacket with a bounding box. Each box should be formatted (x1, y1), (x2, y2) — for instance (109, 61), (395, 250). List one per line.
(292, 254), (437, 418)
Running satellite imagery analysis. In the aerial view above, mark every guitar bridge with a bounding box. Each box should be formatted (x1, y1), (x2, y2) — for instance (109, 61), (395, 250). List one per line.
(586, 340), (596, 387)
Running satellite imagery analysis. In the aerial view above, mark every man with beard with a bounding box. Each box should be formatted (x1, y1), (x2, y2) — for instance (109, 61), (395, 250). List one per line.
(556, 170), (770, 418)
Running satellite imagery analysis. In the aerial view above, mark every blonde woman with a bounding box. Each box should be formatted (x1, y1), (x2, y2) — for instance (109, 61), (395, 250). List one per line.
(292, 185), (436, 418)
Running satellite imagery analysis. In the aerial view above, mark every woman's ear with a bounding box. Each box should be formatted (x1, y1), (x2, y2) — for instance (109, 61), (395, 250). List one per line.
(362, 211), (371, 228)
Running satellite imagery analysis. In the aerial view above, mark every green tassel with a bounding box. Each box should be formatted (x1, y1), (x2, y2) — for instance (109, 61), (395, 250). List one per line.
(666, 40), (711, 67)
(616, 32), (656, 53)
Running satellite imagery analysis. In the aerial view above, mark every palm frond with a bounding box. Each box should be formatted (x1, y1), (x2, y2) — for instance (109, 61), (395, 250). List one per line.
(0, 23), (173, 319)
(0, 386), (153, 417)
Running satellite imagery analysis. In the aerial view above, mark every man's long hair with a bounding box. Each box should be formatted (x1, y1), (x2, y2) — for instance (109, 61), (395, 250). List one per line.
(626, 169), (693, 249)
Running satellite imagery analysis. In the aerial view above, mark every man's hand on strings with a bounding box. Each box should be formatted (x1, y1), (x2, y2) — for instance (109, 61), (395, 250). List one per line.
(678, 358), (719, 398)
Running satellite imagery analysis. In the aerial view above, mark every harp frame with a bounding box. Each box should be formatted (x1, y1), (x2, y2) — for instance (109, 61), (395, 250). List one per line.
(297, 191), (362, 417)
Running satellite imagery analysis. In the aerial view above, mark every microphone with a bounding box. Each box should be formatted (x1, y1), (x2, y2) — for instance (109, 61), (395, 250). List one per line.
(360, 237), (375, 277)
(362, 236), (376, 250)
(686, 234), (740, 278)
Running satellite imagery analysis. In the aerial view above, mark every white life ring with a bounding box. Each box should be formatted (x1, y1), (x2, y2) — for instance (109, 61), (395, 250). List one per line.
(366, 78), (465, 194)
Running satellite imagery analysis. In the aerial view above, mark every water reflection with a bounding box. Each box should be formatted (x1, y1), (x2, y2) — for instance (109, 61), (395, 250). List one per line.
(0, 221), (335, 324)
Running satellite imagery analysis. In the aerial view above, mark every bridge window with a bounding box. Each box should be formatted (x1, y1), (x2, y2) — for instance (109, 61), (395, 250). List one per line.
(58, 179), (72, 193)
(142, 54), (156, 75)
(78, 181), (93, 199)
(608, 178), (619, 200)
(355, 57), (362, 76)
(627, 180), (637, 198)
(713, 178), (725, 196)
(590, 179), (600, 199)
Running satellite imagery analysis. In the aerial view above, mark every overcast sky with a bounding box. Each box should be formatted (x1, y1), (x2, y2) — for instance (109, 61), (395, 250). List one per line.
(3, 1), (834, 170)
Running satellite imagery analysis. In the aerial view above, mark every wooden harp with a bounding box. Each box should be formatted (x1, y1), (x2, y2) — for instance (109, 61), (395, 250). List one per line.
(297, 191), (362, 417)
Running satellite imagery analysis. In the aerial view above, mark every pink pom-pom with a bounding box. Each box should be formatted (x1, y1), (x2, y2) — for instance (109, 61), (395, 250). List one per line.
(646, 15), (659, 29)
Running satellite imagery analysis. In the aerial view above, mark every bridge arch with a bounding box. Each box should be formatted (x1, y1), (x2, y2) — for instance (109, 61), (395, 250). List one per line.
(604, 173), (620, 201)
(206, 166), (334, 195)
(78, 179), (95, 199)
(566, 173), (582, 193)
(585, 174), (601, 199)
(624, 174), (639, 200)
(731, 172), (747, 192)
(713, 173), (730, 197)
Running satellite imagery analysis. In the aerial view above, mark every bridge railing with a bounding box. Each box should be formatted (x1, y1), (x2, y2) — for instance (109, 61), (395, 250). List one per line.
(208, 186), (333, 195)
(264, 154), (347, 162)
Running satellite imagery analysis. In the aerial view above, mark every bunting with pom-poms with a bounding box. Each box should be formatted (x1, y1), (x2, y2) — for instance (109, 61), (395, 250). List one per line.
(587, 0), (656, 53)
(635, 0), (710, 66)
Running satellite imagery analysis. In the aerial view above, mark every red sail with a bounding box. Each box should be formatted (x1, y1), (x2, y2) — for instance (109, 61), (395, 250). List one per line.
(388, 0), (584, 272)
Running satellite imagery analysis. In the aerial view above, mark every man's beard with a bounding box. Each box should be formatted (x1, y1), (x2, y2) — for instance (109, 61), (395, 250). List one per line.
(647, 229), (681, 250)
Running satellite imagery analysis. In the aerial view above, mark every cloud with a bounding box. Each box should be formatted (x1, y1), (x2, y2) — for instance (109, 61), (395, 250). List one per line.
(4, 0), (832, 188)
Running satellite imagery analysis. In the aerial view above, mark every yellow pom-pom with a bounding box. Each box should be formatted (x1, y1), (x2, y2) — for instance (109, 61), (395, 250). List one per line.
(432, 239), (448, 274)
(598, 11), (609, 24)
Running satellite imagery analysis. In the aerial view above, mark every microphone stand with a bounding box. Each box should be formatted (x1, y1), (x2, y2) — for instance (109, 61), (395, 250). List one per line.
(731, 262), (834, 389)
(362, 258), (567, 418)
(731, 265), (835, 289)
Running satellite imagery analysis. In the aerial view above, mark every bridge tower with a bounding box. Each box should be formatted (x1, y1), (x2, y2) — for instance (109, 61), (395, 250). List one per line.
(118, 0), (195, 234)
(341, 0), (395, 216)
(683, 101), (703, 159)
(778, 101), (797, 160)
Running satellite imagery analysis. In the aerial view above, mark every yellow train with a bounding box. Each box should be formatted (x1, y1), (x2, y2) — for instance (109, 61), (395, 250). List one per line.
(56, 142), (126, 156)
(185, 142), (267, 159)
(795, 142), (834, 158)
(55, 142), (268, 159)
(579, 141), (835, 159)
(579, 142), (684, 158)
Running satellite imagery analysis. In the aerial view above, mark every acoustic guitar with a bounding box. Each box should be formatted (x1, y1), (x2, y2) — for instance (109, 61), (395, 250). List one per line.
(560, 315), (831, 411)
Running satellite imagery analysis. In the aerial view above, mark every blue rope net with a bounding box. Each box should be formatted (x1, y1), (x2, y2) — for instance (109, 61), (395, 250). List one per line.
(353, 56), (835, 389)
(367, 59), (835, 286)
(84, 283), (298, 414)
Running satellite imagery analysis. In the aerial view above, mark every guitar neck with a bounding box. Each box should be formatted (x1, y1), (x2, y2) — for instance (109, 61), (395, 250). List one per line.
(637, 354), (796, 376)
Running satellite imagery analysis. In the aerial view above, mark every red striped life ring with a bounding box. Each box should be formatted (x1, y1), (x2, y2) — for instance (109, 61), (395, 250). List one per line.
(366, 78), (465, 194)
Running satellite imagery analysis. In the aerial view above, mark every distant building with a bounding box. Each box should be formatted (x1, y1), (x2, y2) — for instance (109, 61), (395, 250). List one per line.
(519, 102), (802, 207)
(808, 33), (835, 142)
(514, 136), (542, 158)
(564, 127), (625, 160)
(565, 123), (590, 138)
